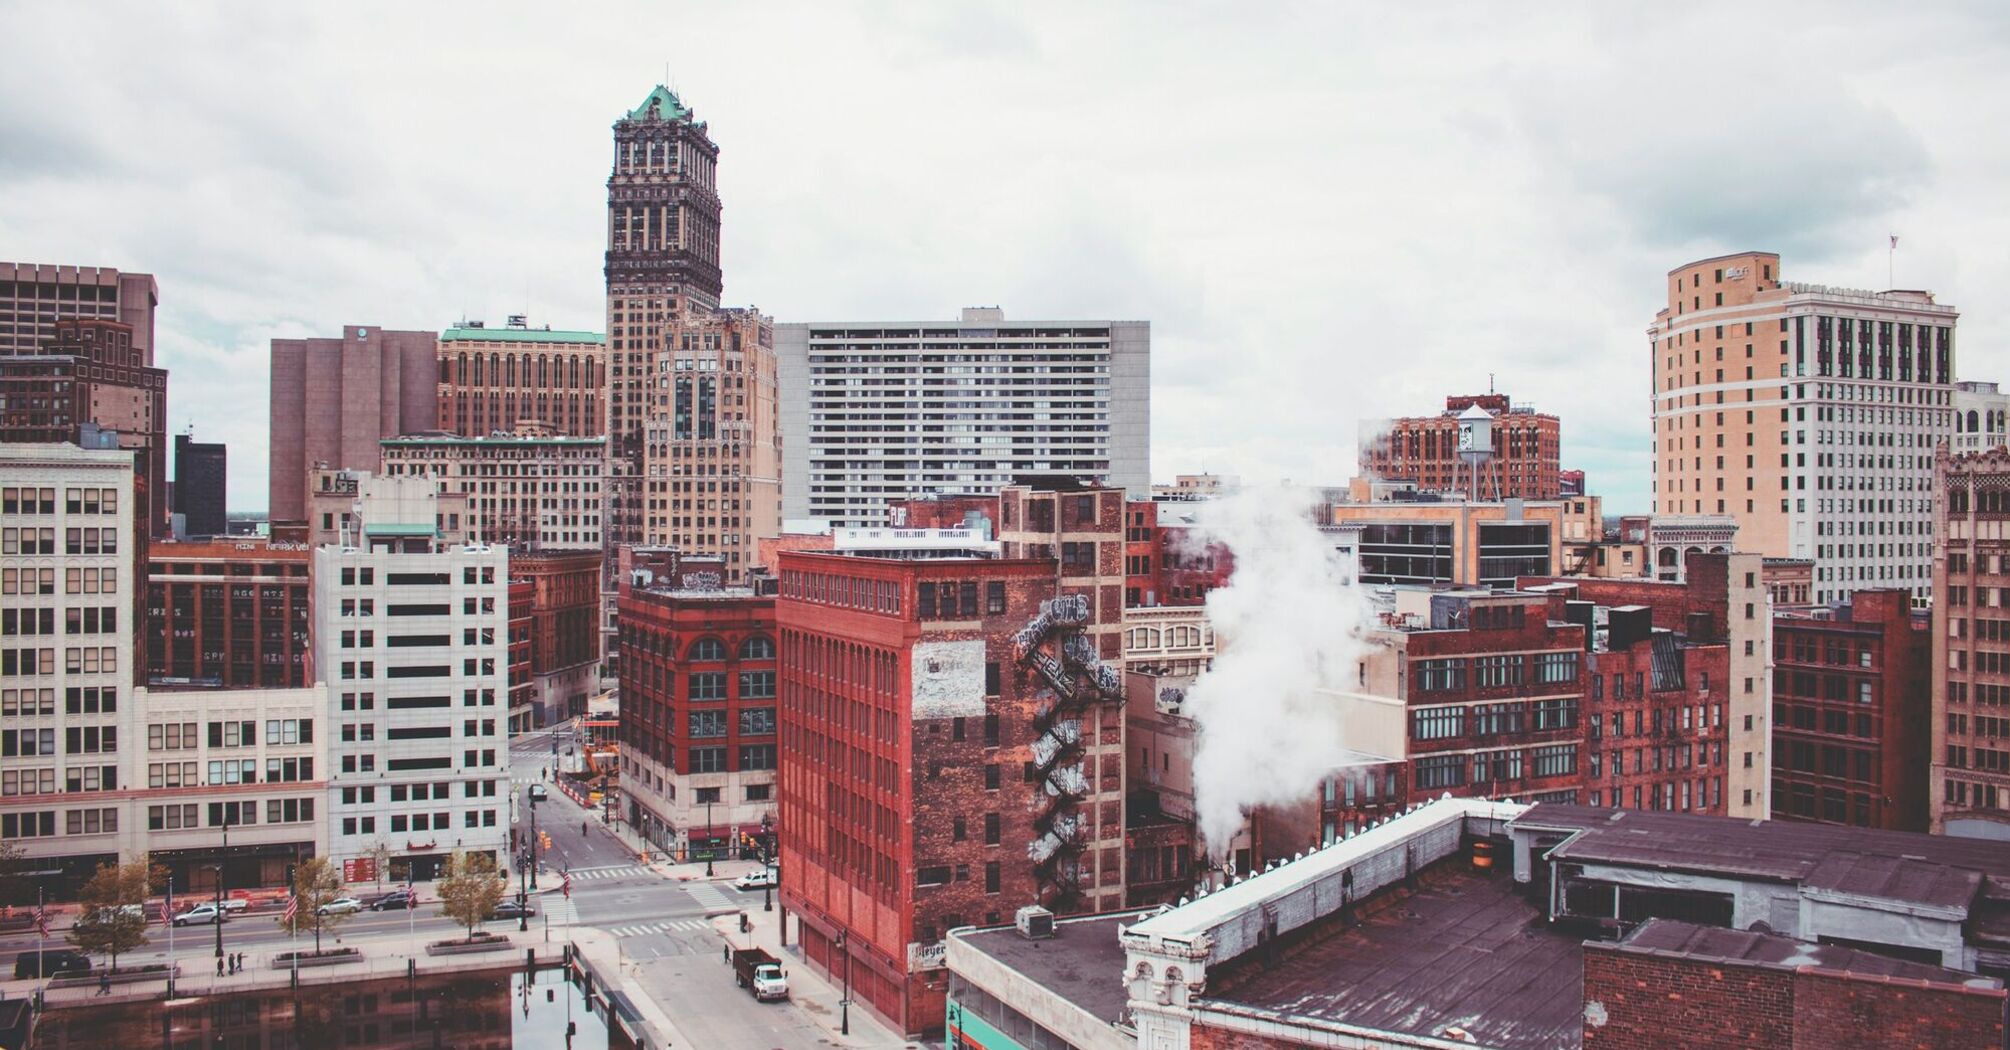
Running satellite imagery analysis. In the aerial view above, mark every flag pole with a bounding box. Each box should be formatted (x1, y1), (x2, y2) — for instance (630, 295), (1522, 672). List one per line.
(166, 875), (175, 997)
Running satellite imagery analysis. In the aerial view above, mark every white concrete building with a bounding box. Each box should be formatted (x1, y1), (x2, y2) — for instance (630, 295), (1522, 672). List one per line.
(1954, 380), (2010, 455)
(778, 308), (1150, 527)
(314, 486), (511, 879)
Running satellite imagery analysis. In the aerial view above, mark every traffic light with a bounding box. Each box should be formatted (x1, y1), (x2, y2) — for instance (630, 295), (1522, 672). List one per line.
(538, 831), (552, 852)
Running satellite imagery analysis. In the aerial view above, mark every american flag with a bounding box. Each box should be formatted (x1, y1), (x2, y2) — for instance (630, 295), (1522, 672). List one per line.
(406, 882), (416, 910)
(33, 905), (48, 938)
(561, 870), (571, 899)
(282, 893), (298, 928)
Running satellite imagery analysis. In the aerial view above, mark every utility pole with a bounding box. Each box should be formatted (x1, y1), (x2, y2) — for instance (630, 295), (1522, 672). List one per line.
(704, 799), (715, 878)
(214, 814), (231, 961)
(528, 785), (540, 890)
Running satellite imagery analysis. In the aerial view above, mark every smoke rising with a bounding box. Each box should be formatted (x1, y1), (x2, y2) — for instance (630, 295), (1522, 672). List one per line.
(1183, 485), (1372, 858)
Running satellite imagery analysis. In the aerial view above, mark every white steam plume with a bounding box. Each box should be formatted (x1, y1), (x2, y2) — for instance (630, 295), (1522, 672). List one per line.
(1184, 484), (1371, 856)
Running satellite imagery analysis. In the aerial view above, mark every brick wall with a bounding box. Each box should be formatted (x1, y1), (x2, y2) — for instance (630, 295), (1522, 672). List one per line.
(1190, 1024), (1318, 1050)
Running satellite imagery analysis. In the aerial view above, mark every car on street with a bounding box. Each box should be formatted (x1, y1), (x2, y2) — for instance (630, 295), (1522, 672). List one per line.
(219, 896), (250, 913)
(492, 900), (536, 919)
(317, 897), (364, 916)
(172, 902), (228, 926)
(528, 784), (549, 803)
(733, 869), (778, 891)
(14, 949), (90, 979)
(368, 889), (419, 911)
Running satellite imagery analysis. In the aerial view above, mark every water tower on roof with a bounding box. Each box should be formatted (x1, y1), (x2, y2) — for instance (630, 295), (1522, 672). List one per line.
(1456, 402), (1496, 502)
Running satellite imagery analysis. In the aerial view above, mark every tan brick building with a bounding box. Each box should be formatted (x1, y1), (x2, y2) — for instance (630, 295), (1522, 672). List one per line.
(437, 319), (604, 438)
(268, 325), (438, 525)
(1650, 252), (1956, 607)
(379, 428), (604, 550)
(1933, 445), (2010, 837)
(1361, 393), (1563, 499)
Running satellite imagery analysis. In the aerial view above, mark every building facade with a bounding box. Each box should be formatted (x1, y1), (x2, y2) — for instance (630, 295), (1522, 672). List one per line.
(1955, 380), (2010, 455)
(640, 306), (780, 579)
(437, 320), (605, 439)
(0, 263), (157, 359)
(1330, 496), (1564, 589)
(312, 499), (510, 876)
(1772, 589), (1930, 832)
(1650, 252), (1956, 607)
(512, 549), (603, 728)
(378, 429), (604, 550)
(268, 325), (439, 526)
(1, 320), (169, 536)
(145, 539), (312, 689)
(776, 549), (1127, 1037)
(616, 580), (776, 858)
(1933, 446), (2010, 838)
(605, 85), (725, 549)
(777, 308), (1152, 527)
(1360, 393), (1563, 500)
(173, 431), (227, 537)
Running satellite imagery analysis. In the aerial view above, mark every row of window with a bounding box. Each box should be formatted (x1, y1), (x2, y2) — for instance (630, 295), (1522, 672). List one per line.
(0, 487), (118, 516)
(1416, 651), (1580, 693)
(1, 685), (113, 716)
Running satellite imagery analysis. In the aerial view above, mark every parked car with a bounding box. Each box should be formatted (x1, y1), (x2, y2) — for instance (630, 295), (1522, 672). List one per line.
(219, 897), (250, 913)
(14, 949), (90, 979)
(172, 902), (228, 927)
(86, 904), (145, 924)
(733, 869), (778, 891)
(317, 897), (363, 916)
(492, 900), (536, 920)
(369, 889), (418, 911)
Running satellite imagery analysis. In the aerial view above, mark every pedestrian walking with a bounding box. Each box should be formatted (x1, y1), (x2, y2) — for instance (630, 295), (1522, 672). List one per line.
(216, 956), (224, 978)
(97, 972), (110, 996)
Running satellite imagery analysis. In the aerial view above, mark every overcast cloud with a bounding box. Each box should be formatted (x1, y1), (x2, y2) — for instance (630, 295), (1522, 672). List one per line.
(2, 1), (2005, 513)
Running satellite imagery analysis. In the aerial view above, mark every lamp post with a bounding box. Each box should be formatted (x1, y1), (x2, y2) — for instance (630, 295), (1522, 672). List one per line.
(836, 927), (851, 1036)
(517, 846), (530, 932)
(703, 799), (715, 878)
(760, 812), (774, 913)
(214, 813), (231, 961)
(527, 785), (540, 890)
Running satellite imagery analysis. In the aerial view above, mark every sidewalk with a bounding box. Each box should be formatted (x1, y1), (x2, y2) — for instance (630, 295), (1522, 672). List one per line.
(705, 897), (920, 1049)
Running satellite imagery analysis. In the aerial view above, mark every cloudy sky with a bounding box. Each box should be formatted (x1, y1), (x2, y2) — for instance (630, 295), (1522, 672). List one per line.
(3, 1), (2003, 514)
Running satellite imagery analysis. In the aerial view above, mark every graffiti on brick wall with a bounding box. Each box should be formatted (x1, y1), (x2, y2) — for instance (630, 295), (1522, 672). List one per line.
(911, 639), (987, 719)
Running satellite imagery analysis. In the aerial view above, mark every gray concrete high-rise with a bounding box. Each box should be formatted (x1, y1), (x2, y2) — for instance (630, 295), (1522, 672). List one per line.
(778, 308), (1150, 526)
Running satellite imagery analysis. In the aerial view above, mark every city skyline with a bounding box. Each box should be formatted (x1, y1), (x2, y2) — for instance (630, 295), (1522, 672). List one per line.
(4, 4), (2000, 515)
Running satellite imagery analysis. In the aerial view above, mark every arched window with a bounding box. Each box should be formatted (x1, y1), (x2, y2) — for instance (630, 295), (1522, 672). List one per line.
(739, 636), (775, 660)
(1968, 410), (1980, 433)
(689, 637), (726, 661)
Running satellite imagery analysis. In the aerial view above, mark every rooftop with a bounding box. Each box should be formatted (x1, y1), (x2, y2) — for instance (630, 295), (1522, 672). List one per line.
(380, 433), (605, 447)
(952, 912), (1141, 1029)
(624, 85), (690, 122)
(1615, 918), (2000, 989)
(440, 325), (603, 345)
(1204, 864), (1584, 1050)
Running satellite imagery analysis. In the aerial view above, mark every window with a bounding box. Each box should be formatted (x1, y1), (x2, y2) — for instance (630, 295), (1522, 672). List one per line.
(985, 861), (1000, 893)
(1535, 652), (1578, 684)
(689, 673), (727, 701)
(688, 638), (726, 661)
(917, 866), (951, 887)
(688, 710), (727, 738)
(984, 812), (1000, 845)
(1412, 706), (1463, 741)
(1414, 754), (1464, 789)
(691, 747), (726, 773)
(1417, 659), (1466, 692)
(738, 744), (776, 769)
(739, 707), (776, 735)
(984, 764), (1000, 791)
(1475, 655), (1523, 688)
(986, 581), (1006, 614)
(738, 670), (776, 699)
(738, 636), (775, 660)
(695, 787), (722, 804)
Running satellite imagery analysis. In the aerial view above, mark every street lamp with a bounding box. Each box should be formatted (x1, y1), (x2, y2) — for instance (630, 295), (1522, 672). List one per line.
(703, 799), (715, 878)
(835, 927), (852, 1036)
(527, 785), (540, 890)
(516, 848), (530, 932)
(214, 813), (231, 961)
(760, 812), (775, 913)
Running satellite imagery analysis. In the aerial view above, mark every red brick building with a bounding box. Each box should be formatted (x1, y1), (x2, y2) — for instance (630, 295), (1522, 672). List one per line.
(1123, 498), (1231, 609)
(1771, 589), (1931, 831)
(1360, 393), (1563, 500)
(617, 580), (777, 859)
(1, 319), (169, 535)
(144, 539), (312, 688)
(776, 548), (1125, 1038)
(510, 550), (603, 727)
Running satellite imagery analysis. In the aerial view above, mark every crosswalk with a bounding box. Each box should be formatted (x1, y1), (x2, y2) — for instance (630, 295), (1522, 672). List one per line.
(567, 864), (648, 881)
(606, 917), (714, 938)
(686, 880), (736, 913)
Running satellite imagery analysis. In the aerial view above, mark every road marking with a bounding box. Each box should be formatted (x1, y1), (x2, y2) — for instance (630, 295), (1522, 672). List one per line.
(686, 881), (736, 913)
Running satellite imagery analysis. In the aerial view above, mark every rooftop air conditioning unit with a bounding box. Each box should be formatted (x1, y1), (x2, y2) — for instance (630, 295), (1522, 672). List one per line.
(1015, 905), (1055, 940)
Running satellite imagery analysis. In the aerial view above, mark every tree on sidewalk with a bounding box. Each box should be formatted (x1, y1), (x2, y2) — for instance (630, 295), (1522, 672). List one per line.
(280, 856), (352, 953)
(367, 841), (390, 897)
(68, 859), (154, 972)
(435, 850), (504, 942)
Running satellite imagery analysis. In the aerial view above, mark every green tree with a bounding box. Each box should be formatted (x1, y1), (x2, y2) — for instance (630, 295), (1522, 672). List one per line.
(368, 841), (391, 896)
(435, 850), (504, 942)
(67, 860), (152, 971)
(279, 857), (352, 953)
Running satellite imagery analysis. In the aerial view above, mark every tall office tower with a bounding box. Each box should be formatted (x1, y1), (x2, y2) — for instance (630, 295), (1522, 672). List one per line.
(437, 319), (605, 438)
(1, 319), (169, 535)
(0, 445), (137, 890)
(1649, 252), (1956, 607)
(268, 325), (439, 527)
(313, 475), (510, 874)
(0, 263), (157, 359)
(1359, 393), (1563, 499)
(777, 308), (1152, 527)
(1932, 445), (2010, 838)
(173, 431), (227, 537)
(605, 86), (724, 548)
(641, 307), (779, 579)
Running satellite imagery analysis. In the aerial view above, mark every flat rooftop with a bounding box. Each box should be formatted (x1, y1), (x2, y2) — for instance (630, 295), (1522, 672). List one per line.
(1204, 862), (1582, 1050)
(1617, 919), (2001, 989)
(955, 912), (1139, 1028)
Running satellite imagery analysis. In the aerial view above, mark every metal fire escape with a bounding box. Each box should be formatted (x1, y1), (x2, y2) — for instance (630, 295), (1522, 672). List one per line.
(1015, 594), (1123, 910)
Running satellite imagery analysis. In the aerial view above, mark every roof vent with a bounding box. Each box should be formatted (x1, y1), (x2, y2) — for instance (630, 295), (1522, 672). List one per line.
(1015, 905), (1055, 940)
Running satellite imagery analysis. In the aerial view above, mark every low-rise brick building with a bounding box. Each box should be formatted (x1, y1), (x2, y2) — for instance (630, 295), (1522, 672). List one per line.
(144, 539), (312, 689)
(1772, 589), (1931, 831)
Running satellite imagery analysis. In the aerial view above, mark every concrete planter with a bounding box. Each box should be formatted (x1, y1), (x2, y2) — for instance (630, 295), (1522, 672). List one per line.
(425, 936), (513, 956)
(49, 964), (175, 989)
(270, 948), (360, 969)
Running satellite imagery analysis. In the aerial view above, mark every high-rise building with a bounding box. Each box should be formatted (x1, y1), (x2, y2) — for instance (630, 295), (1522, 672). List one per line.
(437, 319), (605, 438)
(777, 308), (1151, 527)
(1772, 589), (1930, 832)
(1954, 380), (2010, 455)
(173, 431), (227, 537)
(268, 325), (439, 527)
(1649, 252), (1956, 607)
(0, 263), (157, 359)
(145, 539), (311, 689)
(776, 546), (1127, 1037)
(640, 307), (779, 579)
(1360, 393), (1563, 499)
(0, 444), (138, 890)
(1, 319), (169, 536)
(378, 429), (605, 550)
(312, 476), (510, 875)
(605, 86), (724, 548)
(1933, 446), (2010, 838)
